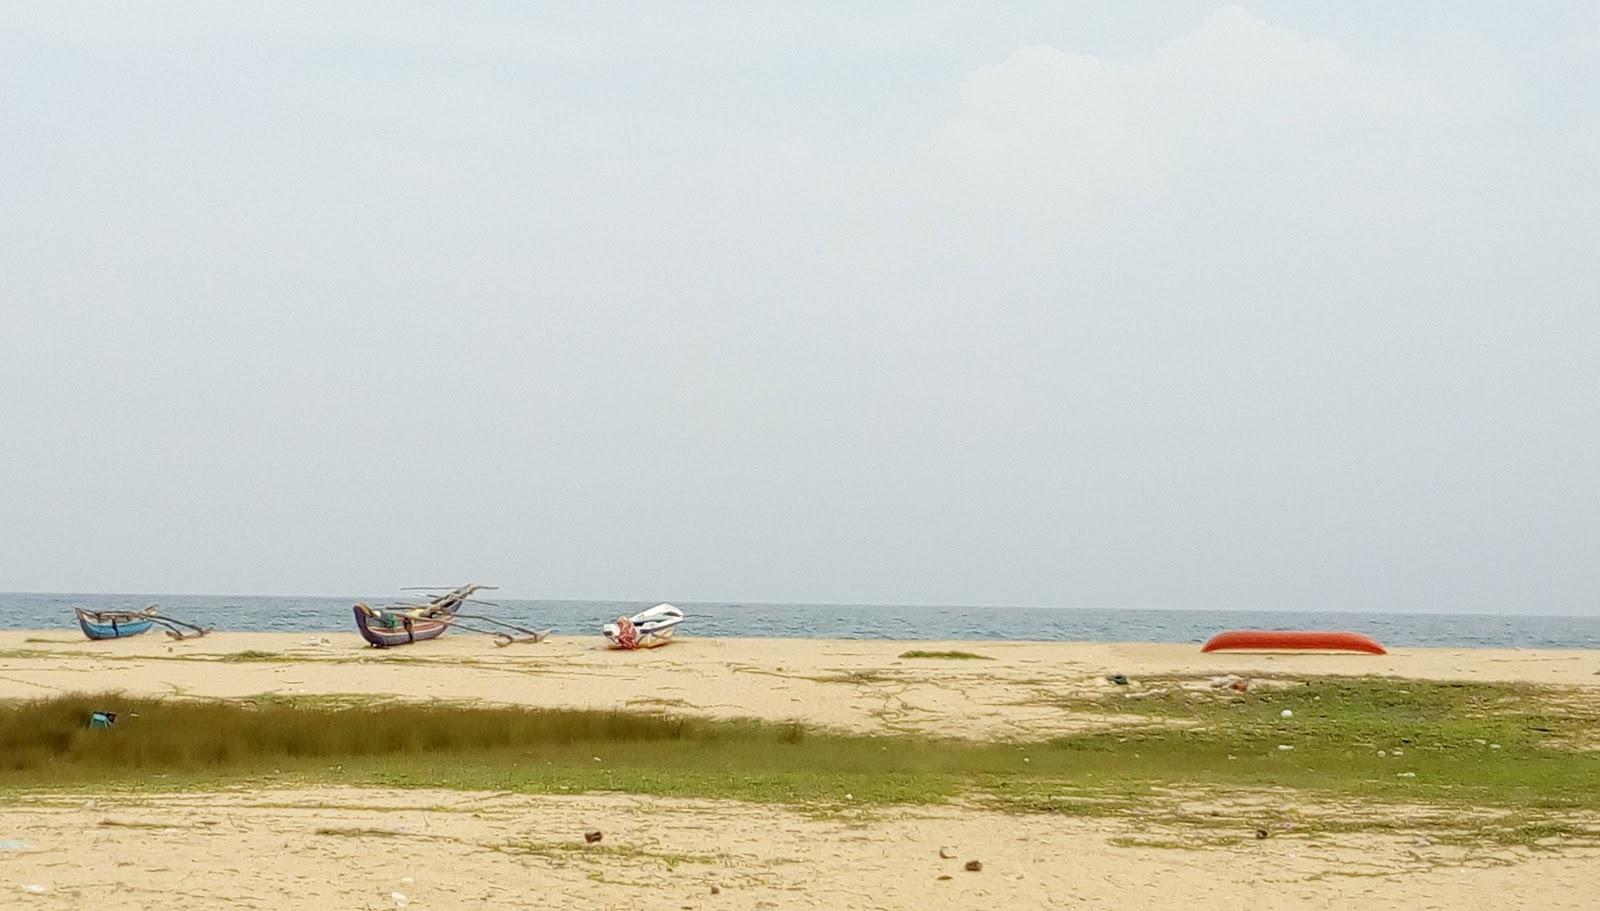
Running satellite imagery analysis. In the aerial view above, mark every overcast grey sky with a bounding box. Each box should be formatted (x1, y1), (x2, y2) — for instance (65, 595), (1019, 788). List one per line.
(1, 3), (1596, 612)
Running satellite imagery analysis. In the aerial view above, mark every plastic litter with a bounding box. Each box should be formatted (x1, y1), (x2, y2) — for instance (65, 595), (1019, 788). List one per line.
(22, 884), (47, 894)
(88, 712), (117, 729)
(0, 840), (31, 851)
(1280, 709), (1294, 718)
(391, 892), (409, 908)
(1107, 673), (1129, 686)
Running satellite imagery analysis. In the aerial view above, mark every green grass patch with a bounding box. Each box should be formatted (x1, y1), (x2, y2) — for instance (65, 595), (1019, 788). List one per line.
(215, 650), (289, 663)
(3, 677), (1599, 830)
(898, 650), (991, 660)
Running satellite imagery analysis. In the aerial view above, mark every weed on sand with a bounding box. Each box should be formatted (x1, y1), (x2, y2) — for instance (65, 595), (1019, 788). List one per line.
(2, 679), (1598, 824)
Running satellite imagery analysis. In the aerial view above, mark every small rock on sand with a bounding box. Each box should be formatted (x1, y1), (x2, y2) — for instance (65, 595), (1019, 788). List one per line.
(585, 829), (604, 843)
(964, 860), (983, 872)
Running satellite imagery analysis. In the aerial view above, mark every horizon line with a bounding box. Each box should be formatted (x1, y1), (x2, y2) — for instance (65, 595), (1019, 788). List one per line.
(1, 590), (1592, 621)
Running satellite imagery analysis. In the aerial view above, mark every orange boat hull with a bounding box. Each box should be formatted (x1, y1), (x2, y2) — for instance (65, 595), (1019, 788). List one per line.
(1200, 630), (1387, 655)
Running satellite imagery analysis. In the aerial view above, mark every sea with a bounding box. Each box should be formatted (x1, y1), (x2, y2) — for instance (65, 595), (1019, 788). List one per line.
(5, 592), (1599, 648)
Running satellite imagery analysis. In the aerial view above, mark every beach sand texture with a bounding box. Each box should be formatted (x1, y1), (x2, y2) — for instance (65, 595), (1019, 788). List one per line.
(4, 787), (1598, 911)
(3, 632), (1598, 740)
(3, 632), (1599, 909)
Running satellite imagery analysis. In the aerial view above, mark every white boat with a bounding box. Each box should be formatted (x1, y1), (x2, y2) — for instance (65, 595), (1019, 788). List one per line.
(603, 603), (684, 649)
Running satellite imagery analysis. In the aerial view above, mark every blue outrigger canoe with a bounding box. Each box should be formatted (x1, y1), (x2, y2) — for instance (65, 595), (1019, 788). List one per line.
(75, 608), (156, 640)
(74, 607), (211, 641)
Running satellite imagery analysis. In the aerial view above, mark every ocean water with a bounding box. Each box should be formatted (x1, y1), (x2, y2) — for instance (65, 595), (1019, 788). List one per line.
(6, 592), (1600, 648)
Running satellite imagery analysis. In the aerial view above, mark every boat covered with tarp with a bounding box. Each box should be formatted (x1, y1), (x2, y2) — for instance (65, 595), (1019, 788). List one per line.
(603, 603), (684, 649)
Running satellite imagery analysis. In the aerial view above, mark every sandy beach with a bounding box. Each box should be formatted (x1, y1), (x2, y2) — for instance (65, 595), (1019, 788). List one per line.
(5, 786), (1598, 911)
(4, 632), (1598, 740)
(4, 633), (1599, 909)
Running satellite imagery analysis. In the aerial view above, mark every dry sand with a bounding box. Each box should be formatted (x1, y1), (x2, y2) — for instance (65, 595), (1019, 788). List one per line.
(3, 631), (1598, 740)
(4, 632), (1599, 909)
(3, 787), (1598, 910)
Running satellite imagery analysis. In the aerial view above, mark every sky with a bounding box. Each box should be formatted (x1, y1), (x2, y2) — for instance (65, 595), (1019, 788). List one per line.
(1, 3), (1596, 613)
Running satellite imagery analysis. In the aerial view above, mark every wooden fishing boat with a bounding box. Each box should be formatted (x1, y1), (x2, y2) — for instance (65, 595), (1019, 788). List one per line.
(75, 606), (212, 641)
(353, 602), (456, 647)
(1201, 630), (1387, 655)
(76, 607), (155, 640)
(353, 583), (550, 648)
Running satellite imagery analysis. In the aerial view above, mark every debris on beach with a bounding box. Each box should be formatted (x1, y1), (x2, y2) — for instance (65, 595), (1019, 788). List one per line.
(1255, 829), (1269, 839)
(22, 884), (48, 895)
(391, 891), (409, 908)
(584, 829), (604, 844)
(1107, 673), (1130, 686)
(1210, 674), (1251, 693)
(710, 884), (721, 895)
(939, 846), (958, 859)
(964, 860), (983, 872)
(0, 840), (32, 851)
(88, 711), (117, 729)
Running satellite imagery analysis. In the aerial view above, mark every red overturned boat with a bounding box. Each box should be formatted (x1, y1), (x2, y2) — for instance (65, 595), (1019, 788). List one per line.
(1201, 630), (1387, 655)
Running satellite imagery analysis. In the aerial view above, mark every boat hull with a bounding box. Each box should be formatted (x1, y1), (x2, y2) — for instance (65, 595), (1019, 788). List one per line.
(353, 605), (452, 648)
(76, 610), (154, 641)
(1201, 630), (1387, 655)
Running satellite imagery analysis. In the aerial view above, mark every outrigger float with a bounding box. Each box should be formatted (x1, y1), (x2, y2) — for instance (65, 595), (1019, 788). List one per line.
(352, 583), (551, 648)
(75, 606), (212, 641)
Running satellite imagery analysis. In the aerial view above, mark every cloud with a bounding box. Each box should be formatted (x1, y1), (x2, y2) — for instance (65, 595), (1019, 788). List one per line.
(922, 5), (1484, 219)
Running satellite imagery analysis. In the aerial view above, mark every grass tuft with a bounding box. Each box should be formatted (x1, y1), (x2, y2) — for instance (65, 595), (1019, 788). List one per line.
(899, 650), (991, 660)
(216, 650), (289, 663)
